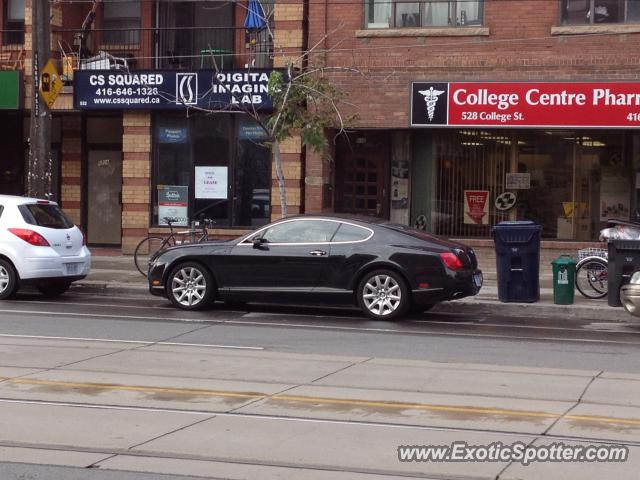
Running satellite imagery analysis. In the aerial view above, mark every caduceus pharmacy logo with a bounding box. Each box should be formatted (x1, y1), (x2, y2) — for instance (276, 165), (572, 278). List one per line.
(176, 73), (198, 105)
(419, 86), (446, 122)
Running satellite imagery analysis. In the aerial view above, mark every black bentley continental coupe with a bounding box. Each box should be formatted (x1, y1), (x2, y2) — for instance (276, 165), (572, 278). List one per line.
(148, 215), (483, 320)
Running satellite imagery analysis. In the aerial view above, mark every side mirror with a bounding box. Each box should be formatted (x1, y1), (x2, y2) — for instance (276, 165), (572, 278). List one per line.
(252, 237), (268, 249)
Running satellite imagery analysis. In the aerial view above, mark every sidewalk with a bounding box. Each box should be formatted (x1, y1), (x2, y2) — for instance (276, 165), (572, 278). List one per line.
(75, 253), (634, 323)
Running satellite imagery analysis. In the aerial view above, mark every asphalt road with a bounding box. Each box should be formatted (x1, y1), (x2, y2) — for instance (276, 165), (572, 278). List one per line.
(0, 290), (639, 372)
(1, 290), (640, 479)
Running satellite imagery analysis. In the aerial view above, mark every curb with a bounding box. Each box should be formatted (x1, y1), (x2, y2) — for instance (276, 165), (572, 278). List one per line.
(433, 299), (633, 323)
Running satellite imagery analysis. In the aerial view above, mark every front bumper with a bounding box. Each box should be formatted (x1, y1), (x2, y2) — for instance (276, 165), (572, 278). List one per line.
(148, 261), (168, 297)
(21, 247), (92, 280)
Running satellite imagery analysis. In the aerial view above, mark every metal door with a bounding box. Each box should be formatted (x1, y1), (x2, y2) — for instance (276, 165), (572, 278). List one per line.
(87, 150), (122, 245)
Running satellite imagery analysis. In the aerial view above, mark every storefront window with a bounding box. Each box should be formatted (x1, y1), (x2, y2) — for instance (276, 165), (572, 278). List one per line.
(152, 114), (271, 228)
(411, 129), (634, 240)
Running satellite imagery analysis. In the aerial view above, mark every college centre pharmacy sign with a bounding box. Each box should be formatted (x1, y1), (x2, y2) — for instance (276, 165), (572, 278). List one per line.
(411, 82), (640, 128)
(74, 69), (278, 111)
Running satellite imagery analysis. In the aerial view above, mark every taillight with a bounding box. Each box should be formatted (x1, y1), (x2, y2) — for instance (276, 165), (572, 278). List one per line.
(439, 252), (463, 270)
(8, 228), (50, 246)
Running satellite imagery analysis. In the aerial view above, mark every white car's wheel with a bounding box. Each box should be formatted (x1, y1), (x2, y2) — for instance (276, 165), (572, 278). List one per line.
(0, 259), (18, 300)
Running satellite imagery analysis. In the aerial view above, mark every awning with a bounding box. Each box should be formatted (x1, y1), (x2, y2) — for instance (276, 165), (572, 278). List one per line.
(244, 0), (267, 30)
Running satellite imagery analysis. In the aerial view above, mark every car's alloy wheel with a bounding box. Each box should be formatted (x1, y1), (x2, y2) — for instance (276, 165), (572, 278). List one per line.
(357, 269), (409, 320)
(0, 259), (18, 300)
(167, 262), (215, 310)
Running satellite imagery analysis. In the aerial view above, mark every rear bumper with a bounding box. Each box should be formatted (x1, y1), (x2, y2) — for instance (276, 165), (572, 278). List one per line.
(20, 247), (92, 280)
(621, 284), (640, 318)
(412, 269), (482, 305)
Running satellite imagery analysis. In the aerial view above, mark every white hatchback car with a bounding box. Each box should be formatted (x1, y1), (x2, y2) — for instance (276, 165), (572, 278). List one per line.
(0, 195), (91, 299)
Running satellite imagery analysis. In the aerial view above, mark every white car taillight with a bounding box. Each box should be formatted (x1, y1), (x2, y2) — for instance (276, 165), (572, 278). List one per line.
(8, 228), (50, 246)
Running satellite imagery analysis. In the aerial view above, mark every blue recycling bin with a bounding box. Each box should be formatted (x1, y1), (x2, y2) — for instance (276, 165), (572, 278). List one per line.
(492, 221), (542, 303)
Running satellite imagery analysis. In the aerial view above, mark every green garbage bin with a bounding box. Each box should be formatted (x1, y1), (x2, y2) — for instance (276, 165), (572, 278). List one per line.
(551, 255), (576, 305)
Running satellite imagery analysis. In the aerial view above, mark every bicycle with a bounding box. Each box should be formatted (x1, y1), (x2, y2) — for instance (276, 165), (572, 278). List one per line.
(134, 217), (214, 277)
(575, 247), (608, 299)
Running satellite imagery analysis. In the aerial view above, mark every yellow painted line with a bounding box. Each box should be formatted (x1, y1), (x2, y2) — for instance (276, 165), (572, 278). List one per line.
(565, 414), (640, 427)
(272, 394), (558, 419)
(3, 376), (640, 427)
(4, 377), (264, 400)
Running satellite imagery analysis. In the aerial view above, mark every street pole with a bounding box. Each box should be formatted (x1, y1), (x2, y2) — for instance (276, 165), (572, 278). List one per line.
(27, 0), (52, 199)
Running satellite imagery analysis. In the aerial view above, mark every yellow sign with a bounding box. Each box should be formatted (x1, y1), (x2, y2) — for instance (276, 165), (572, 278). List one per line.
(39, 59), (63, 108)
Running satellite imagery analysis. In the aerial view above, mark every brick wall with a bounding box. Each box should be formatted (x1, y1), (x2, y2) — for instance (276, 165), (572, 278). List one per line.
(121, 111), (151, 253)
(60, 115), (82, 226)
(271, 2), (307, 220)
(312, 0), (640, 129)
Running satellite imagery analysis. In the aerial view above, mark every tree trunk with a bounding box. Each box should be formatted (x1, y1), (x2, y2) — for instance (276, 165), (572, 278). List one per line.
(27, 0), (52, 199)
(272, 140), (288, 218)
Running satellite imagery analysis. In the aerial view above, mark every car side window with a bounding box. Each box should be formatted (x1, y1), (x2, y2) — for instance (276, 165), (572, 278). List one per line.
(332, 223), (371, 242)
(0, 205), (3, 219)
(261, 220), (339, 244)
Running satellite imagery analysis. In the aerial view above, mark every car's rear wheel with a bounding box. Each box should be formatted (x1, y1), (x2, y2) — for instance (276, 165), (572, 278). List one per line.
(0, 259), (18, 300)
(357, 269), (410, 320)
(166, 262), (215, 310)
(36, 280), (72, 297)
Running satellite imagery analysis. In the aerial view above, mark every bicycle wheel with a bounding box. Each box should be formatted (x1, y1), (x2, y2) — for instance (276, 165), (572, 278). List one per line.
(134, 236), (174, 277)
(575, 258), (608, 299)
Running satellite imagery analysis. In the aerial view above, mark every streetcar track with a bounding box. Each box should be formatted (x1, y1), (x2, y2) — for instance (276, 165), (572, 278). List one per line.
(0, 397), (638, 448)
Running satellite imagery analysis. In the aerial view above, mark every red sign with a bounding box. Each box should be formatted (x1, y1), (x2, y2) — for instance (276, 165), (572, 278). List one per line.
(464, 190), (489, 225)
(411, 82), (640, 128)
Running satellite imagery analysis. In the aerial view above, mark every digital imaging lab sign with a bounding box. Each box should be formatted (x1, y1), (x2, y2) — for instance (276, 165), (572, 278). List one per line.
(74, 69), (278, 111)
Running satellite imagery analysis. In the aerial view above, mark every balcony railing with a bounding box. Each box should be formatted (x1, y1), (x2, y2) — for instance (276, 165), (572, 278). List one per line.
(0, 30), (25, 71)
(53, 26), (273, 71)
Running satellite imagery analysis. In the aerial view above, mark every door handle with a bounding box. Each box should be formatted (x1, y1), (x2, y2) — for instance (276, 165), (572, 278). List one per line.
(309, 250), (327, 256)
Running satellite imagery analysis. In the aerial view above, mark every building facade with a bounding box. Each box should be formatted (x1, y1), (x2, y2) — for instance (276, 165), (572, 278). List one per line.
(307, 0), (640, 244)
(4, 0), (640, 251)
(0, 0), (307, 252)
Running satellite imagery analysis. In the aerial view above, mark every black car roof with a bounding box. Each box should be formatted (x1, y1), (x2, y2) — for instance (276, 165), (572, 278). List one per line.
(280, 213), (388, 227)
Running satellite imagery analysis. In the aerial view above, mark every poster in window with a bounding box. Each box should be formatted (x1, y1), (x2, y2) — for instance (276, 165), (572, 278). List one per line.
(600, 169), (630, 221)
(195, 166), (228, 199)
(158, 185), (188, 226)
(464, 190), (489, 225)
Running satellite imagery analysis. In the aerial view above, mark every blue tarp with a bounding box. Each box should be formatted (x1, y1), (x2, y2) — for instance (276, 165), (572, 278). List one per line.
(244, 0), (267, 30)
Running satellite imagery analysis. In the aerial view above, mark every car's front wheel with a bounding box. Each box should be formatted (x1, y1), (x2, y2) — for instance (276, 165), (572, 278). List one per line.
(0, 259), (18, 300)
(166, 262), (215, 310)
(357, 269), (410, 320)
(36, 280), (72, 297)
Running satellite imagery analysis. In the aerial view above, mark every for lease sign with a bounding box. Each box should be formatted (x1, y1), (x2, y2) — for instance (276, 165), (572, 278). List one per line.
(411, 82), (640, 128)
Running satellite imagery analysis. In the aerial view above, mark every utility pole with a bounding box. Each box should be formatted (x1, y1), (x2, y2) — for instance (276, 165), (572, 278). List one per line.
(27, 0), (52, 198)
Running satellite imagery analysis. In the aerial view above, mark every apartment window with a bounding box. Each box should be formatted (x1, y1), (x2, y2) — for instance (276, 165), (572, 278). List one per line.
(365, 0), (484, 28)
(3, 0), (25, 44)
(102, 0), (141, 44)
(561, 0), (640, 24)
